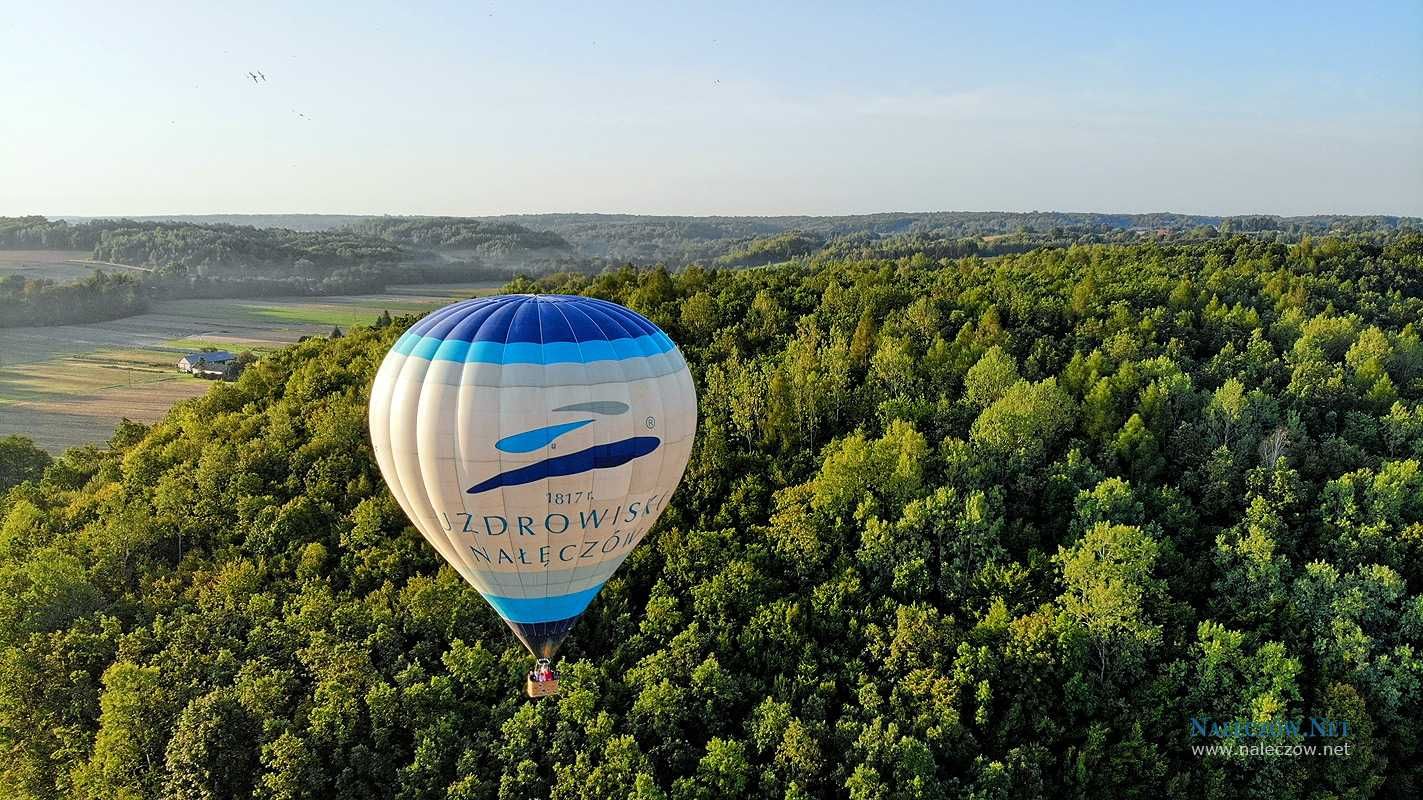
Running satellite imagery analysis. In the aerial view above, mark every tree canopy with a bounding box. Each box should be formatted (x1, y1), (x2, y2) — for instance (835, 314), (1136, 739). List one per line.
(1, 231), (1421, 797)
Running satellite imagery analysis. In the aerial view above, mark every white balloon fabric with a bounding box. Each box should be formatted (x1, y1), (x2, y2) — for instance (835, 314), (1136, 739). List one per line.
(368, 295), (697, 658)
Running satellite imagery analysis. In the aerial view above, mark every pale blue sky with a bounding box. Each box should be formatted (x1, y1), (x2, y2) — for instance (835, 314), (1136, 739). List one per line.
(2, 1), (1420, 217)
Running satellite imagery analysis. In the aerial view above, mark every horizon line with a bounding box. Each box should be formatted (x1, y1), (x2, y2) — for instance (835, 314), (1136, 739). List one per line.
(30, 208), (1423, 221)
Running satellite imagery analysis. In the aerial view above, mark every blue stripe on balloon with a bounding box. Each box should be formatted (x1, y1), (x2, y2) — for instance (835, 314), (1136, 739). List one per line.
(467, 436), (661, 494)
(495, 419), (594, 453)
(482, 583), (605, 624)
(393, 331), (676, 364)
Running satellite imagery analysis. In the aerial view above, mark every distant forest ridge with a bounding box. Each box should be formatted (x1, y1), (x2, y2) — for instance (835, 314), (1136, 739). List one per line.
(56, 210), (1423, 234)
(4, 211), (1418, 328)
(0, 216), (579, 328)
(53, 210), (1423, 265)
(3, 216), (573, 261)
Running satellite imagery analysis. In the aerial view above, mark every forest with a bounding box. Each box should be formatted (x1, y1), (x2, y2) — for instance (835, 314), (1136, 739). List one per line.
(4, 214), (1419, 330)
(484, 212), (1422, 266)
(91, 223), (404, 276)
(1, 230), (1420, 798)
(0, 272), (148, 328)
(346, 217), (573, 256)
(0, 218), (555, 328)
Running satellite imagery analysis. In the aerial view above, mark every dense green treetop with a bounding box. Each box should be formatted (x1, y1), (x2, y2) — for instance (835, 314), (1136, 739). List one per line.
(0, 233), (1421, 798)
(0, 272), (147, 328)
(89, 223), (404, 275)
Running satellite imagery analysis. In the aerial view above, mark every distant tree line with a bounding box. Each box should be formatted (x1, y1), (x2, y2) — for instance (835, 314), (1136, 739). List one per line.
(3, 213), (1421, 331)
(347, 217), (572, 254)
(0, 272), (147, 327)
(488, 211), (1423, 266)
(0, 218), (573, 328)
(91, 223), (404, 276)
(0, 217), (124, 250)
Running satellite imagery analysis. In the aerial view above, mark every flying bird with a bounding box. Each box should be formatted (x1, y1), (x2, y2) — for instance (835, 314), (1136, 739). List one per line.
(247, 71), (259, 83)
(257, 71), (266, 82)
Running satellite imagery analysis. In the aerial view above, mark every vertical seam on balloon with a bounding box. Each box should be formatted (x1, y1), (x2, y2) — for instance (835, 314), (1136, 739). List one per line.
(564, 301), (623, 603)
(424, 308), (487, 592)
(370, 356), (422, 556)
(534, 299), (553, 626)
(470, 302), (516, 632)
(551, 301), (594, 609)
(502, 298), (532, 617)
(387, 324), (467, 585)
(451, 304), (512, 591)
(446, 346), (488, 595)
(503, 298), (540, 654)
(439, 308), (494, 589)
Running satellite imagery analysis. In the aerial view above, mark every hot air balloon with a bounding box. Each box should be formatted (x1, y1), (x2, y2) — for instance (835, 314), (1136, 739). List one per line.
(368, 294), (697, 696)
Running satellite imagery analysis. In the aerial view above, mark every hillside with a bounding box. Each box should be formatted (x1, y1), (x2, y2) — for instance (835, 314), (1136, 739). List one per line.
(480, 211), (1423, 264)
(0, 218), (568, 328)
(346, 217), (572, 255)
(61, 215), (377, 233)
(1, 234), (1421, 798)
(48, 212), (1423, 267)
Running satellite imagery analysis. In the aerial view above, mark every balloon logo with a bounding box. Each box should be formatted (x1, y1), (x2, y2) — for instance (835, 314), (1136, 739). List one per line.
(368, 295), (697, 661)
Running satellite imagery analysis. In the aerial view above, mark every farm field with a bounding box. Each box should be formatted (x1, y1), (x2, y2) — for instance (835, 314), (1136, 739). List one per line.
(0, 281), (502, 451)
(0, 249), (105, 283)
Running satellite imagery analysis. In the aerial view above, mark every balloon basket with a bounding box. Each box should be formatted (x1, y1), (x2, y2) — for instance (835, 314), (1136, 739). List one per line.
(526, 658), (559, 698)
(525, 674), (560, 698)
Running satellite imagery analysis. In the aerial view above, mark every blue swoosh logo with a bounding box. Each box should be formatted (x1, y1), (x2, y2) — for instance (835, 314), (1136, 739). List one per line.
(468, 436), (661, 494)
(495, 420), (594, 453)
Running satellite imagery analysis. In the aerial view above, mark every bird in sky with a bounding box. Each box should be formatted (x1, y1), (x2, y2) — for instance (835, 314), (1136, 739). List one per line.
(257, 71), (266, 82)
(247, 71), (259, 83)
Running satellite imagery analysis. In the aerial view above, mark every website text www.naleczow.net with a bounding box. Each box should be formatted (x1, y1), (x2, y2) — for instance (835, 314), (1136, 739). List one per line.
(1187, 717), (1354, 758)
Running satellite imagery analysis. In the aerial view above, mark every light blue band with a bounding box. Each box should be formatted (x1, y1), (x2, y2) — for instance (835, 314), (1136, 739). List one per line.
(481, 583), (605, 623)
(393, 331), (676, 364)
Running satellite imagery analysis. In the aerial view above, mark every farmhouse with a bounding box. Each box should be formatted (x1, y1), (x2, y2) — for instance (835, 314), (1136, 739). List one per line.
(177, 351), (235, 373)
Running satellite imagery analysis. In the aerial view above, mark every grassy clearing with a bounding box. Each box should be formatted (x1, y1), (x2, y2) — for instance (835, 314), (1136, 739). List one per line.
(163, 337), (268, 353)
(0, 348), (190, 403)
(247, 303), (414, 328)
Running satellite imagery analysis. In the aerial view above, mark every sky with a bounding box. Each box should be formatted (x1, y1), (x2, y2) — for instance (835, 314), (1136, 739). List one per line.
(2, 1), (1420, 218)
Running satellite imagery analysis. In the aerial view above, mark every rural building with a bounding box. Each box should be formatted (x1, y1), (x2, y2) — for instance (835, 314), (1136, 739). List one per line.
(177, 351), (235, 373)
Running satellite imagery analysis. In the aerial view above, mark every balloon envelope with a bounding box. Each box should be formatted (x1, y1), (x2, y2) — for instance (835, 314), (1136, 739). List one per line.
(368, 295), (697, 658)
